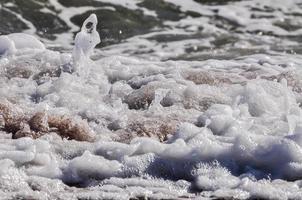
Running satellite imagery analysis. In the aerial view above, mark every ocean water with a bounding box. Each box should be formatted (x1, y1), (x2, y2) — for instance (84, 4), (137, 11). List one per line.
(1, 0), (302, 199)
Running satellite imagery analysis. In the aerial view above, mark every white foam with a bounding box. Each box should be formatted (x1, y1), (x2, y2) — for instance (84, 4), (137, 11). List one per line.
(0, 33), (45, 56)
(1, 1), (302, 198)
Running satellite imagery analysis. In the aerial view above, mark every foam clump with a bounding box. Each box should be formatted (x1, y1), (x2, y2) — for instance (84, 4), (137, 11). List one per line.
(0, 33), (45, 57)
(66, 151), (122, 183)
(193, 161), (240, 191)
(0, 159), (30, 192)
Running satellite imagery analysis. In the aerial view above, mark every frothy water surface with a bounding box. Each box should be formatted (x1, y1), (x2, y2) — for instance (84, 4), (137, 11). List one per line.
(1, 0), (302, 199)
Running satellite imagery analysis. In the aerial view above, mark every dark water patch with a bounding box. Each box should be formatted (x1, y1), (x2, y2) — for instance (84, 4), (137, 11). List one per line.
(31, 13), (70, 40)
(186, 11), (203, 18)
(286, 12), (302, 17)
(211, 35), (238, 47)
(57, 0), (109, 8)
(274, 19), (302, 32)
(251, 6), (276, 13)
(147, 33), (205, 43)
(211, 15), (242, 31)
(171, 48), (269, 61)
(4, 0), (69, 40)
(10, 0), (44, 10)
(71, 8), (159, 47)
(138, 0), (183, 21)
(251, 14), (275, 19)
(185, 46), (212, 54)
(284, 35), (302, 43)
(130, 49), (155, 55)
(194, 0), (243, 6)
(0, 9), (28, 34)
(247, 30), (275, 37)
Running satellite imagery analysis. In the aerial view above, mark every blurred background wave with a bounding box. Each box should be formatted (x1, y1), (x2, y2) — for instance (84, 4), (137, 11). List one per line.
(1, 0), (302, 60)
